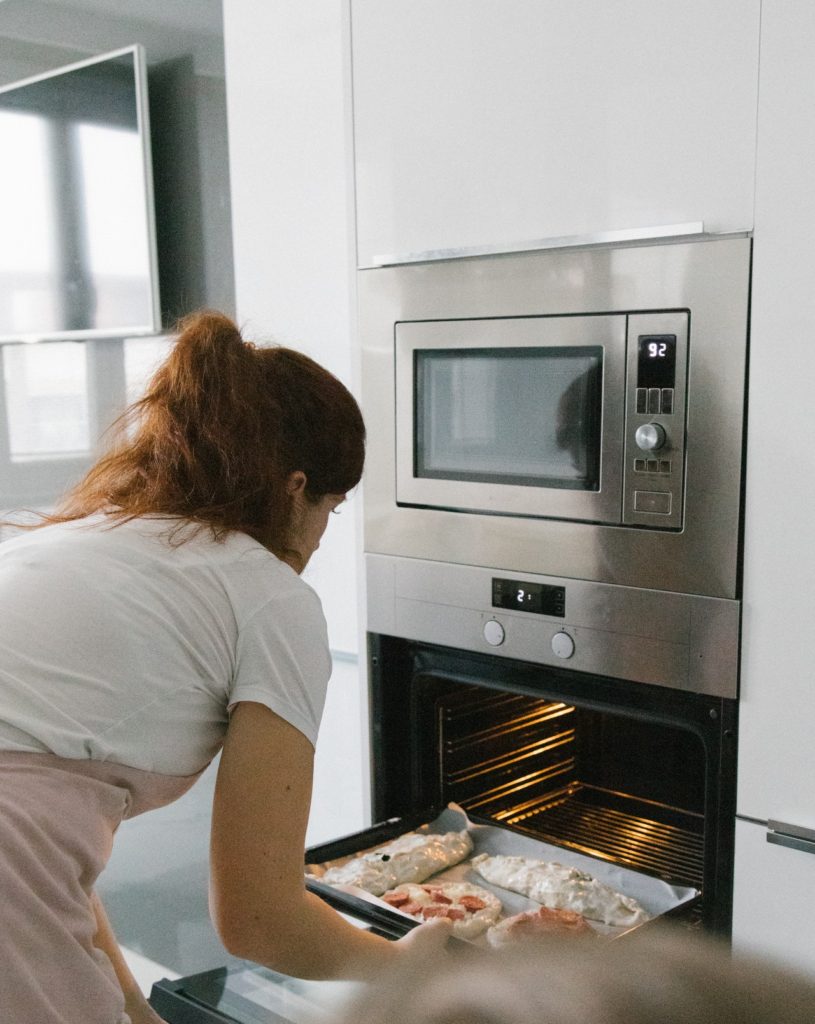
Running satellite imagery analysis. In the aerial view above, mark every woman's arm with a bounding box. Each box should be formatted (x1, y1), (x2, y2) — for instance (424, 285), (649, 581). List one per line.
(210, 701), (447, 980)
(91, 890), (168, 1024)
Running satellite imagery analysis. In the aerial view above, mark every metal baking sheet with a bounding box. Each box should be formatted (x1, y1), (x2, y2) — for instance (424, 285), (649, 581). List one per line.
(305, 803), (700, 942)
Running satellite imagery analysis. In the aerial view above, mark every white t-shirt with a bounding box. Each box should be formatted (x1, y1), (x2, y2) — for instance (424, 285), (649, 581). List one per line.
(0, 515), (332, 774)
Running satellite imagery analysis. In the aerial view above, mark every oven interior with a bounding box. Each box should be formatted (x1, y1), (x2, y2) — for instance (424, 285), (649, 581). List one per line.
(369, 635), (737, 933)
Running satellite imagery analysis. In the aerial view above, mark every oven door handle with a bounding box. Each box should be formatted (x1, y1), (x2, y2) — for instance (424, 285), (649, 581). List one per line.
(766, 819), (815, 856)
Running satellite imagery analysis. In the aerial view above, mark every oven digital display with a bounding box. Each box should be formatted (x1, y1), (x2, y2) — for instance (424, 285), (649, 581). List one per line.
(492, 578), (565, 617)
(637, 334), (677, 389)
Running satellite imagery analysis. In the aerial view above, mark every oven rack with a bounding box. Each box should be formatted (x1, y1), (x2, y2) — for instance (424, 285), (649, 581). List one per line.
(460, 782), (705, 889)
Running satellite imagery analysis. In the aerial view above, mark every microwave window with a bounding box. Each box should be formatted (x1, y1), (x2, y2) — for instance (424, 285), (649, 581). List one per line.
(414, 347), (603, 490)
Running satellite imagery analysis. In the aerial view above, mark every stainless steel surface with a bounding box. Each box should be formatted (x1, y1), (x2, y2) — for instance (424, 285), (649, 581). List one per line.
(360, 235), (751, 598)
(767, 820), (815, 856)
(367, 553), (740, 698)
(369, 221), (707, 268)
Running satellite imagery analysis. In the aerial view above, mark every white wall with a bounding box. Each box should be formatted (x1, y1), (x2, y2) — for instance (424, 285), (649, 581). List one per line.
(223, 1), (360, 656)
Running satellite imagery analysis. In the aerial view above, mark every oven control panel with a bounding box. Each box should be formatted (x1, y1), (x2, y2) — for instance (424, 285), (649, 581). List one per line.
(367, 553), (740, 699)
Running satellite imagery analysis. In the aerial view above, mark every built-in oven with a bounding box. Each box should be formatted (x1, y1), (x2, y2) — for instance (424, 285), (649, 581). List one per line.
(351, 234), (749, 937)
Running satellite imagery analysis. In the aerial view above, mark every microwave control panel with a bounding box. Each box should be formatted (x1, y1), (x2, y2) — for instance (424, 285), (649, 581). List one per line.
(622, 312), (688, 528)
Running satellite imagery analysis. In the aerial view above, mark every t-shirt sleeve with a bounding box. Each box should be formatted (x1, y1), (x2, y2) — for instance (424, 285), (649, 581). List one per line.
(228, 582), (332, 747)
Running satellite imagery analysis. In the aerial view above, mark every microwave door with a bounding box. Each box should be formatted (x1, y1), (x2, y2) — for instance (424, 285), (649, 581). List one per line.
(395, 315), (626, 525)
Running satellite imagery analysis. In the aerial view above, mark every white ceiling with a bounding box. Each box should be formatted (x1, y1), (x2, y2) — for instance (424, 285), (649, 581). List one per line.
(0, 0), (225, 80)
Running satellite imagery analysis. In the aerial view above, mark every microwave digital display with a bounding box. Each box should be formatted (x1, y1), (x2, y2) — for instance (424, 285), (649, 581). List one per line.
(637, 334), (677, 388)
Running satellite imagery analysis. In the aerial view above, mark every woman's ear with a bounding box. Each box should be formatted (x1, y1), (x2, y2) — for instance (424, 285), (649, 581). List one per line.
(285, 471), (308, 496)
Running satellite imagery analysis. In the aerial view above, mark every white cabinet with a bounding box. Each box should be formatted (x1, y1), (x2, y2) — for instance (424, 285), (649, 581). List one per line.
(733, 820), (815, 978)
(733, 0), (815, 970)
(351, 0), (760, 267)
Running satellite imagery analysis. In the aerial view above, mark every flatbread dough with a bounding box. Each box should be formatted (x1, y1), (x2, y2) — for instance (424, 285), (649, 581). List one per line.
(315, 830), (473, 896)
(471, 853), (649, 928)
(382, 881), (502, 940)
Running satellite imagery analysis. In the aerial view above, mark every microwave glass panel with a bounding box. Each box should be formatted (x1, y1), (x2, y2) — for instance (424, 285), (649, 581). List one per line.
(414, 347), (603, 490)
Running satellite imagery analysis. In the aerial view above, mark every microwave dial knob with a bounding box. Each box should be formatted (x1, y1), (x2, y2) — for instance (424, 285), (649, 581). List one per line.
(483, 619), (505, 647)
(635, 422), (667, 452)
(551, 631), (575, 659)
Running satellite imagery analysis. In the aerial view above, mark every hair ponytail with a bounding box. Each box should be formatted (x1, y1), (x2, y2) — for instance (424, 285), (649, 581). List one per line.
(28, 310), (366, 555)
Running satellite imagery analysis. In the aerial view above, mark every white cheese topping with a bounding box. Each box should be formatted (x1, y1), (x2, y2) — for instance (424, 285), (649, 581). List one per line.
(320, 830), (474, 895)
(471, 853), (649, 927)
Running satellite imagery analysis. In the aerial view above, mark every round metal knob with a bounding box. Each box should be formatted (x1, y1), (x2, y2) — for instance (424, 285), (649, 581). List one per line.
(635, 422), (667, 452)
(551, 631), (575, 659)
(483, 619), (505, 647)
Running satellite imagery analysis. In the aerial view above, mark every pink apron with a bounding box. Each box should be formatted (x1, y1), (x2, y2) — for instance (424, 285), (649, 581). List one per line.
(0, 751), (201, 1024)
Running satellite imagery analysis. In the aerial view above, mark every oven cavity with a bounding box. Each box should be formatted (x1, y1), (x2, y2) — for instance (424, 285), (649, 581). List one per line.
(370, 634), (737, 935)
(433, 682), (705, 891)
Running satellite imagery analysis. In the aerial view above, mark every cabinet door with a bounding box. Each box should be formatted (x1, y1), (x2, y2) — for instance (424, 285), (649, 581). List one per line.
(738, 0), (815, 820)
(351, 0), (760, 267)
(732, 819), (815, 977)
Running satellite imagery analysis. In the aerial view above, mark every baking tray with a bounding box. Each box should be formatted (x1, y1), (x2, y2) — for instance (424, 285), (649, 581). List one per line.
(305, 804), (700, 943)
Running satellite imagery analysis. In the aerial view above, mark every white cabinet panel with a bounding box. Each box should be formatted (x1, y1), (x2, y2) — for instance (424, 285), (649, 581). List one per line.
(738, 0), (815, 821)
(223, 1), (361, 655)
(733, 818), (815, 978)
(351, 0), (759, 266)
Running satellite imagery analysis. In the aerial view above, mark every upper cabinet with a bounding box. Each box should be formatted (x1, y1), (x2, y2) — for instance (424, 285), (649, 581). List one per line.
(350, 0), (761, 267)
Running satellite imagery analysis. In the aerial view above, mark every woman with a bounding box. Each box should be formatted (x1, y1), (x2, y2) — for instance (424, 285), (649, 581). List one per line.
(0, 311), (448, 1024)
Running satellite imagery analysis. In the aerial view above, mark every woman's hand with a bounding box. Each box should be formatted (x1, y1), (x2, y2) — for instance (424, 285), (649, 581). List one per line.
(396, 918), (455, 961)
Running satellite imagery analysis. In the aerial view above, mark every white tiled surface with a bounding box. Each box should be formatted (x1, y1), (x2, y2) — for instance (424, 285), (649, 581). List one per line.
(100, 656), (368, 983)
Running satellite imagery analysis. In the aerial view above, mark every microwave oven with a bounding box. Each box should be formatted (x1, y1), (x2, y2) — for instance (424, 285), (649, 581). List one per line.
(359, 235), (751, 600)
(396, 310), (688, 529)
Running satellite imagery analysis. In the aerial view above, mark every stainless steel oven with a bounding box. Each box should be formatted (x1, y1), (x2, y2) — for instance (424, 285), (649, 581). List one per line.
(360, 235), (751, 599)
(355, 234), (749, 937)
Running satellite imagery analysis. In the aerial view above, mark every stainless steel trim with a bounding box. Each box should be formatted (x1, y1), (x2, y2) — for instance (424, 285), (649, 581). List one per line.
(366, 553), (740, 698)
(370, 222), (706, 268)
(767, 820), (815, 856)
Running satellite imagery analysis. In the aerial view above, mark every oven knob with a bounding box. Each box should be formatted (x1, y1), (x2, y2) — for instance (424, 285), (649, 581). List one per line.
(635, 423), (667, 451)
(551, 631), (575, 659)
(483, 619), (505, 646)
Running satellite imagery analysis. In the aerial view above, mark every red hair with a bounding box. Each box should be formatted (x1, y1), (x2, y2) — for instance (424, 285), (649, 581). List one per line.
(31, 310), (366, 556)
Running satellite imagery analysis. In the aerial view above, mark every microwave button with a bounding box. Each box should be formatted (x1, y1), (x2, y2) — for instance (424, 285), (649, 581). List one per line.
(635, 422), (667, 451)
(483, 619), (506, 647)
(659, 460), (672, 474)
(634, 458), (647, 472)
(634, 490), (672, 514)
(661, 388), (674, 414)
(648, 388), (661, 414)
(636, 387), (648, 413)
